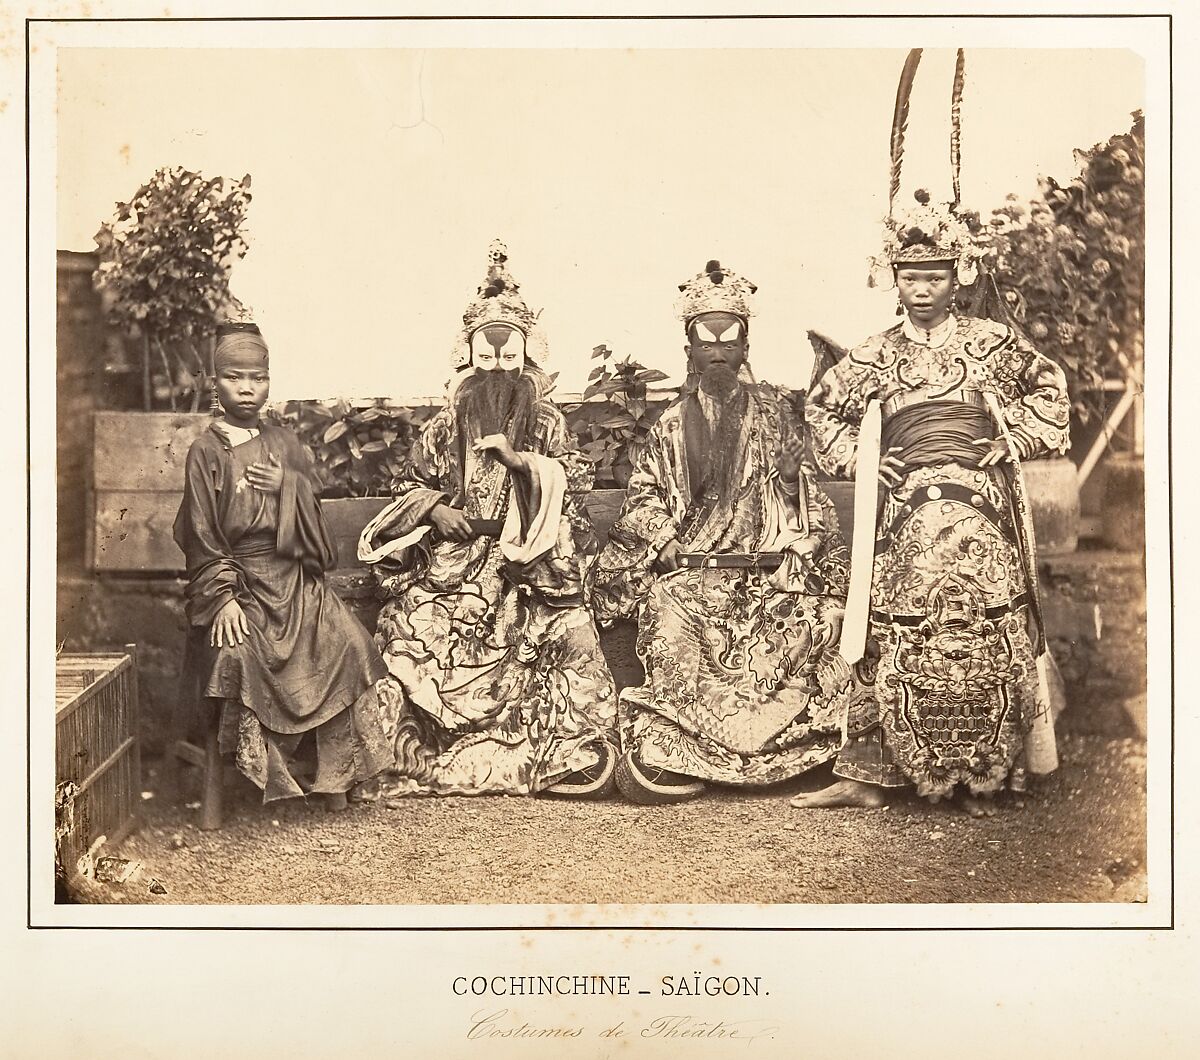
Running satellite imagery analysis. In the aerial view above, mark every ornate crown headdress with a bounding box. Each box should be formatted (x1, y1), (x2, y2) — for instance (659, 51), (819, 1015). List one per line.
(450, 240), (548, 369)
(867, 49), (984, 290)
(675, 259), (758, 330)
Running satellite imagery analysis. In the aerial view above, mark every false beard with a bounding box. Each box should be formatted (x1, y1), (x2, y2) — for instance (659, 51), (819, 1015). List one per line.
(454, 367), (538, 452)
(698, 362), (742, 401)
(681, 362), (752, 508)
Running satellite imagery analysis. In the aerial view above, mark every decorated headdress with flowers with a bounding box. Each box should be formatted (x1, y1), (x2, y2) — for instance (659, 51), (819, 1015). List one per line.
(675, 259), (758, 332)
(867, 49), (985, 290)
(450, 240), (548, 369)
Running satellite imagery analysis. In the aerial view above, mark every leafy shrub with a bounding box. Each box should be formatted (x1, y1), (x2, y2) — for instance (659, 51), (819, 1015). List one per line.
(562, 345), (674, 488)
(266, 398), (434, 497)
(983, 112), (1144, 422)
(93, 167), (253, 411)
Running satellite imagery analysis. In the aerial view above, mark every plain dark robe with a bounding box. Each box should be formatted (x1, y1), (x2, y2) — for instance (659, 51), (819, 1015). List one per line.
(173, 423), (390, 801)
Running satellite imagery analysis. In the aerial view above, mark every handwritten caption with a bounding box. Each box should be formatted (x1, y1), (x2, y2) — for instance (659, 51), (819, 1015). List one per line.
(466, 1010), (779, 1044)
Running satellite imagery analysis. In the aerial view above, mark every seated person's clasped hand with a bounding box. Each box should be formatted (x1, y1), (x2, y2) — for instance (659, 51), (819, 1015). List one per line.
(654, 538), (683, 574)
(244, 452), (284, 494)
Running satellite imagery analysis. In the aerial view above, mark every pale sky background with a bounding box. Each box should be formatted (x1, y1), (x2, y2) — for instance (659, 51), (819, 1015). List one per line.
(57, 47), (1144, 400)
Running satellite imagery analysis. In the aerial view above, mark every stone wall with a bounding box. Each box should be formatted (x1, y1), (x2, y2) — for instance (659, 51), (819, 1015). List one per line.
(56, 252), (104, 569)
(1040, 549), (1147, 737)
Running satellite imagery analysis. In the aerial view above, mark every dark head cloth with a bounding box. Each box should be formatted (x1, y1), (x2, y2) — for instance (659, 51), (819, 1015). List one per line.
(215, 323), (269, 371)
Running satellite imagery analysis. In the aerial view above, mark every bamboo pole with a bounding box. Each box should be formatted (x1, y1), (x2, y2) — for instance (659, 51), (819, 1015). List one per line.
(1076, 384), (1136, 487)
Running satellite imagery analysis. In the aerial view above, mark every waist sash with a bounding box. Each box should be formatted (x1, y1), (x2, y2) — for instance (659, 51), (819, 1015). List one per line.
(880, 398), (994, 470)
(231, 531), (278, 559)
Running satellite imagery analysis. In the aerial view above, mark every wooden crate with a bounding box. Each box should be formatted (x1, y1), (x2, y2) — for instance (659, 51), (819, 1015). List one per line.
(55, 648), (141, 882)
(89, 411), (210, 573)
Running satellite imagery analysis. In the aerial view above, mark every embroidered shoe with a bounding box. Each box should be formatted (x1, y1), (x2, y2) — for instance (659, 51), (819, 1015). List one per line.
(543, 740), (618, 800)
(614, 749), (707, 805)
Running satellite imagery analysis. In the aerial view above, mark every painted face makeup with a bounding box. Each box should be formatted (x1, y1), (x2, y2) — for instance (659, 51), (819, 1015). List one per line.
(470, 323), (526, 374)
(686, 312), (747, 375)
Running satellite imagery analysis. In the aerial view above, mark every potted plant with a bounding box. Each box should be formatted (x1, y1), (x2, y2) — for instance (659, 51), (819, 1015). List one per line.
(264, 397), (435, 566)
(86, 168), (255, 572)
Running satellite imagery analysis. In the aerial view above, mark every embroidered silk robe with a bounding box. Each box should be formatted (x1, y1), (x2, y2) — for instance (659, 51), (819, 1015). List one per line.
(360, 382), (617, 796)
(590, 381), (869, 786)
(806, 315), (1070, 798)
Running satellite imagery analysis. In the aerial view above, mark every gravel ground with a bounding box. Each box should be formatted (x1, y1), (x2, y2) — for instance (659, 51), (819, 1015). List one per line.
(75, 731), (1146, 906)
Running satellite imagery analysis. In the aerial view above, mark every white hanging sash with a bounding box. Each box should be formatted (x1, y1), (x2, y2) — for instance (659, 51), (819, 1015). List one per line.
(499, 453), (566, 564)
(839, 398), (882, 664)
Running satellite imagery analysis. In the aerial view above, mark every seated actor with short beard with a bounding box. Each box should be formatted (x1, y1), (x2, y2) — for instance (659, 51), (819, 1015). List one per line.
(357, 241), (617, 798)
(590, 261), (871, 804)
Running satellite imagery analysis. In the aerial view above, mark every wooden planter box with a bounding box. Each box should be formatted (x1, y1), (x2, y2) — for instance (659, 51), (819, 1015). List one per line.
(55, 648), (141, 883)
(87, 411), (1083, 574)
(88, 411), (209, 573)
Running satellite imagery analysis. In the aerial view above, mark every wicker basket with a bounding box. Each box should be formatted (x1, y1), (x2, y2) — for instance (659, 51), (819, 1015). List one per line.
(55, 647), (141, 881)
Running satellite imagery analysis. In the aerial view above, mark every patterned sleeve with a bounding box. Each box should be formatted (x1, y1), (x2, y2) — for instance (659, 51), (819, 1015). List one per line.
(362, 410), (454, 586)
(588, 423), (679, 623)
(799, 459), (828, 539)
(763, 383), (806, 498)
(609, 423), (679, 554)
(996, 328), (1072, 460)
(805, 342), (880, 479)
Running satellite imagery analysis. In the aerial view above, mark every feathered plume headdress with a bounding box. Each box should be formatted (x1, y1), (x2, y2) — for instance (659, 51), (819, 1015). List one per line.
(868, 48), (984, 290)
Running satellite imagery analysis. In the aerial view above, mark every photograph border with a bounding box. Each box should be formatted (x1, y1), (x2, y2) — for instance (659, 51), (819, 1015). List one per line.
(26, 8), (1175, 933)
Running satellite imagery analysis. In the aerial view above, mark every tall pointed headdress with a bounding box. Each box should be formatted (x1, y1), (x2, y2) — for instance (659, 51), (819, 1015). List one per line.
(868, 49), (984, 290)
(450, 240), (548, 369)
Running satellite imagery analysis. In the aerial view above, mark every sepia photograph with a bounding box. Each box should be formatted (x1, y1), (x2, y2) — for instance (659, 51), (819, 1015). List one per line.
(26, 11), (1171, 929)
(10, 5), (1196, 1057)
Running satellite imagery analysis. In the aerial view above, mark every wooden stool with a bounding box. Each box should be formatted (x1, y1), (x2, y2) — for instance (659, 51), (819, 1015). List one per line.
(166, 705), (348, 828)
(167, 703), (224, 830)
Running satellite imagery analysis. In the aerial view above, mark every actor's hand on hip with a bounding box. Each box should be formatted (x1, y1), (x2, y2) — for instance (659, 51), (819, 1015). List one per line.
(975, 437), (1013, 467)
(879, 447), (907, 488)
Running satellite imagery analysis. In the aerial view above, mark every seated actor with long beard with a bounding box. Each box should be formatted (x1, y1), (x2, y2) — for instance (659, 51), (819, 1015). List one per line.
(358, 241), (618, 798)
(590, 261), (871, 804)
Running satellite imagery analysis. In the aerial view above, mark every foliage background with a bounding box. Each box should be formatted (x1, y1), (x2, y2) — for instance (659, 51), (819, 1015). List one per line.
(265, 399), (435, 498)
(979, 112), (1144, 423)
(90, 115), (1145, 486)
(93, 166), (253, 411)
